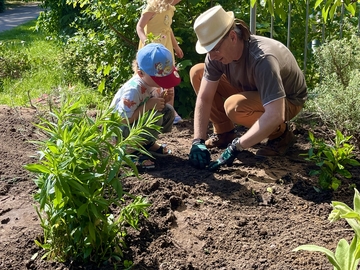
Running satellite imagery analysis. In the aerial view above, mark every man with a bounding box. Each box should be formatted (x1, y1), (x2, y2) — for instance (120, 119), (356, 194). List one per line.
(188, 5), (307, 171)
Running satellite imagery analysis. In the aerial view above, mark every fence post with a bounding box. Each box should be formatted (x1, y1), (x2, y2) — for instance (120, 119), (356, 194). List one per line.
(270, 0), (274, 38)
(250, 3), (256, 34)
(358, 3), (360, 35)
(340, 2), (345, 38)
(287, 2), (291, 48)
(303, 0), (310, 75)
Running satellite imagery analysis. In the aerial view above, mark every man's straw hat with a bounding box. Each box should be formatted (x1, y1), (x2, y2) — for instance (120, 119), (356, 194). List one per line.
(193, 5), (234, 54)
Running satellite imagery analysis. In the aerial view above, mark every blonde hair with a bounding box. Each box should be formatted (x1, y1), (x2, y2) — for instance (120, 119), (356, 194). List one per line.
(146, 0), (173, 14)
(132, 59), (138, 73)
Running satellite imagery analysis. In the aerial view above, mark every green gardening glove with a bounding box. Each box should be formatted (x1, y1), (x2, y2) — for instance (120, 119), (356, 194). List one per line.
(208, 141), (240, 172)
(189, 139), (211, 169)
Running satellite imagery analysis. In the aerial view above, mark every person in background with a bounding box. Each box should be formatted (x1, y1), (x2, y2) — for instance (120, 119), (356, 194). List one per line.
(110, 43), (181, 169)
(136, 0), (184, 124)
(188, 5), (307, 171)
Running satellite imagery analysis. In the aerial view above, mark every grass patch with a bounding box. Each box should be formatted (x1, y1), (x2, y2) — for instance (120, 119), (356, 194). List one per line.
(0, 19), (110, 109)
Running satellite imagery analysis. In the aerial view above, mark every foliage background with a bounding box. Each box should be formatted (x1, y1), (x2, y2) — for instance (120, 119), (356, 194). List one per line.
(1, 0), (360, 133)
(35, 0), (360, 118)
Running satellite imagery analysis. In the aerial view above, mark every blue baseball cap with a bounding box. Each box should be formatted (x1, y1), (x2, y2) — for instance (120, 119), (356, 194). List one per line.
(137, 43), (181, 88)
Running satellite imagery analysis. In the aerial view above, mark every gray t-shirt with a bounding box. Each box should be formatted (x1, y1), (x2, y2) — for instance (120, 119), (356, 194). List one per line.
(204, 35), (307, 106)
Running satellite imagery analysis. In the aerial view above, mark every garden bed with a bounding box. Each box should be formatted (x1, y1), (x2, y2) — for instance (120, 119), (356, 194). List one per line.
(0, 105), (359, 270)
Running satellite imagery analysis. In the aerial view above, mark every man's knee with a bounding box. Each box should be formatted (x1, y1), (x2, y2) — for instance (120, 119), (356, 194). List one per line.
(190, 63), (205, 93)
(190, 63), (204, 78)
(224, 94), (263, 128)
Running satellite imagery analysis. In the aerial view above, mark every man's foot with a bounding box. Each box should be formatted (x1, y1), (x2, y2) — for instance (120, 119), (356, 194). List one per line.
(205, 129), (237, 149)
(256, 128), (296, 156)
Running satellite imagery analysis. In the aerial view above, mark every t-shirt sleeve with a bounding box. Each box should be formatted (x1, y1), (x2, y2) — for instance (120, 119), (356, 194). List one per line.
(203, 54), (223, 82)
(111, 81), (143, 119)
(254, 55), (286, 106)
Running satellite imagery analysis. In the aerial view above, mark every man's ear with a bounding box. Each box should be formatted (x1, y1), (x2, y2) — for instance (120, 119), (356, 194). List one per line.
(230, 30), (236, 42)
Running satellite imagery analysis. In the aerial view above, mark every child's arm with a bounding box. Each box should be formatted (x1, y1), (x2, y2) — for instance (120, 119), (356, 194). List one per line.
(170, 30), (183, 58)
(136, 12), (156, 45)
(126, 97), (166, 123)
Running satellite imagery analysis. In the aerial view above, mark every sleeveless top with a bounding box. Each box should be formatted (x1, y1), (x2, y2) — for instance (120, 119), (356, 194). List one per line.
(138, 5), (176, 63)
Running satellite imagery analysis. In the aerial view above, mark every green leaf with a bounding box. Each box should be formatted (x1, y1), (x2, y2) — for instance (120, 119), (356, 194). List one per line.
(315, 0), (324, 9)
(176, 59), (192, 70)
(334, 239), (350, 269)
(293, 244), (341, 269)
(53, 186), (64, 208)
(329, 2), (337, 20)
(322, 5), (330, 22)
(103, 65), (111, 76)
(107, 166), (117, 184)
(341, 212), (360, 219)
(83, 246), (92, 259)
(347, 159), (360, 166)
(98, 79), (106, 93)
(77, 203), (88, 217)
(110, 177), (123, 199)
(353, 189), (360, 214)
(345, 2), (356, 16)
(88, 222), (96, 243)
(24, 164), (51, 174)
(337, 169), (352, 178)
(331, 177), (341, 191)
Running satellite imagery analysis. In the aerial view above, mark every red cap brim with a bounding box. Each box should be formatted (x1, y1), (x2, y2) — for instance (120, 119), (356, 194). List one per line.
(150, 67), (181, 89)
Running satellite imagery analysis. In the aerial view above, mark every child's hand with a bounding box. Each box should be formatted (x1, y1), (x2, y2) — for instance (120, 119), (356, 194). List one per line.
(162, 88), (174, 103)
(147, 97), (165, 111)
(174, 46), (184, 59)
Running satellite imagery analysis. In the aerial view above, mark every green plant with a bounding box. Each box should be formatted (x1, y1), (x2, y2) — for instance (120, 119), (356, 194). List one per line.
(315, 33), (360, 88)
(304, 32), (360, 136)
(0, 41), (31, 79)
(24, 96), (161, 266)
(304, 130), (360, 191)
(293, 188), (360, 270)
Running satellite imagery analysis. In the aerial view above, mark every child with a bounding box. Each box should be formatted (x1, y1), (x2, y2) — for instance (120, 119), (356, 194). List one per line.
(136, 0), (184, 124)
(110, 43), (181, 168)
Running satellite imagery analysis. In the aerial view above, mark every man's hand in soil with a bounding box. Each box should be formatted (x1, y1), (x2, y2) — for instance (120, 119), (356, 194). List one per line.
(189, 139), (210, 169)
(208, 140), (241, 172)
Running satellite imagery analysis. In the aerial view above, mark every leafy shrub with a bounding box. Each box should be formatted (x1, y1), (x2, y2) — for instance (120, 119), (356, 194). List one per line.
(0, 41), (31, 79)
(61, 29), (136, 95)
(37, 0), (83, 35)
(315, 34), (360, 87)
(294, 188), (360, 270)
(304, 130), (360, 191)
(25, 97), (161, 266)
(305, 33), (360, 135)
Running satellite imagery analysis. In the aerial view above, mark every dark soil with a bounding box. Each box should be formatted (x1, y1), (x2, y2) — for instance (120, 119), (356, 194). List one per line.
(1, 105), (359, 270)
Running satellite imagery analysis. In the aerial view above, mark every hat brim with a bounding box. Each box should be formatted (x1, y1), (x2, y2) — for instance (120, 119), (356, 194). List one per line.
(195, 11), (235, 54)
(150, 66), (181, 89)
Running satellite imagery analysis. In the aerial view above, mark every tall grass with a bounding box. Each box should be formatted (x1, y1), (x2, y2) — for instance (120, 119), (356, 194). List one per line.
(0, 19), (109, 109)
